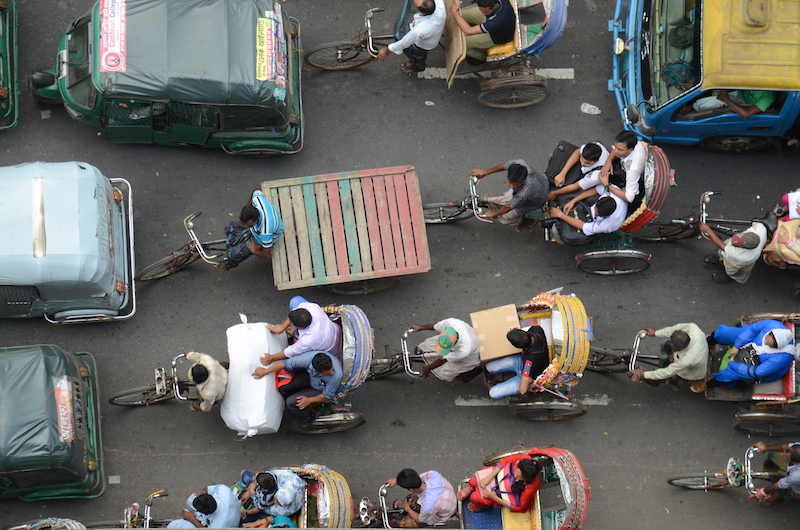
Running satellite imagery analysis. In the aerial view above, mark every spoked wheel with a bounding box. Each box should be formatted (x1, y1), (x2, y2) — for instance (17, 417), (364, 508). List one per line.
(304, 41), (374, 70)
(478, 75), (549, 109)
(327, 277), (400, 295)
(738, 312), (794, 326)
(699, 135), (773, 154)
(422, 202), (474, 223)
(586, 347), (631, 373)
(667, 473), (732, 490)
(733, 411), (800, 437)
(108, 382), (181, 406)
(291, 412), (366, 434)
(576, 249), (651, 275)
(633, 219), (698, 241)
(368, 354), (404, 379)
(135, 247), (200, 281)
(510, 400), (588, 421)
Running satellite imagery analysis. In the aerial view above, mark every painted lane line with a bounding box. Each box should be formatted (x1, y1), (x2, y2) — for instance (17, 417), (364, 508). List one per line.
(455, 394), (610, 406)
(417, 67), (574, 80)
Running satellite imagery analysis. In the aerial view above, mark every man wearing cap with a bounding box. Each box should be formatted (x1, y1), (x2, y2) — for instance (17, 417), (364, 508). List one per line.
(185, 350), (229, 412)
(239, 469), (307, 524)
(699, 221), (767, 283)
(485, 326), (549, 399)
(626, 323), (708, 392)
(166, 484), (240, 528)
(409, 318), (481, 382)
(261, 296), (342, 366)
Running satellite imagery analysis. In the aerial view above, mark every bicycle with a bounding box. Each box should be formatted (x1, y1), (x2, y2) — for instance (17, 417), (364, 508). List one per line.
(585, 330), (664, 373)
(135, 213), (226, 281)
(667, 446), (769, 494)
(421, 176), (494, 223)
(303, 8), (395, 70)
(107, 353), (196, 407)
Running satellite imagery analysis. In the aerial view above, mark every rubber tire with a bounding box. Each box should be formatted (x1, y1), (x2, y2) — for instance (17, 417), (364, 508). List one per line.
(576, 249), (651, 275)
(291, 412), (366, 434)
(304, 41), (374, 70)
(108, 384), (177, 406)
(738, 312), (794, 326)
(422, 202), (473, 223)
(135, 251), (199, 281)
(667, 473), (732, 490)
(511, 401), (588, 421)
(699, 135), (773, 154)
(83, 521), (124, 528)
(327, 277), (400, 295)
(478, 80), (550, 109)
(585, 347), (631, 373)
(733, 411), (800, 437)
(633, 220), (698, 241)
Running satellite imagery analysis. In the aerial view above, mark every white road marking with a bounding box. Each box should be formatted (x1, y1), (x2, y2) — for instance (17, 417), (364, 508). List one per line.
(455, 394), (611, 406)
(417, 67), (574, 80)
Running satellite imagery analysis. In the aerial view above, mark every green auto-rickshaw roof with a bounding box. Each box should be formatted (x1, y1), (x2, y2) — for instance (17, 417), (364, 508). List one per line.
(97, 0), (291, 107)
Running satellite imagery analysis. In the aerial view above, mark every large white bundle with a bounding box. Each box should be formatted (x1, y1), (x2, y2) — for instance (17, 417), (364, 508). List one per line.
(221, 320), (287, 437)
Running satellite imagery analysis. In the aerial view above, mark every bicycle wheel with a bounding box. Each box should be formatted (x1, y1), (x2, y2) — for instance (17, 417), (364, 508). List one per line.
(733, 411), (800, 437)
(633, 220), (698, 241)
(422, 202), (473, 223)
(576, 249), (651, 275)
(135, 244), (200, 281)
(478, 76), (550, 109)
(511, 401), (588, 421)
(108, 383), (179, 406)
(84, 521), (124, 528)
(667, 473), (732, 490)
(586, 347), (631, 373)
(304, 41), (374, 70)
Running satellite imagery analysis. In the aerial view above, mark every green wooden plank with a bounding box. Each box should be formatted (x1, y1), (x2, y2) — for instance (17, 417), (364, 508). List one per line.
(338, 179), (362, 274)
(302, 183), (326, 278)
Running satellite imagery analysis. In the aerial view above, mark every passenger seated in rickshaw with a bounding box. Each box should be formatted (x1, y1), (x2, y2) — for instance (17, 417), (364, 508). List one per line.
(763, 191), (800, 269)
(384, 468), (458, 528)
(549, 142), (610, 190)
(262, 296), (343, 364)
(752, 440), (800, 507)
(599, 131), (647, 216)
(486, 327), (549, 399)
(544, 185), (627, 245)
(166, 484), (240, 528)
(458, 453), (551, 513)
(409, 318), (481, 382)
(691, 321), (795, 393)
(238, 470), (307, 526)
(449, 0), (517, 63)
(470, 159), (548, 233)
(185, 350), (229, 412)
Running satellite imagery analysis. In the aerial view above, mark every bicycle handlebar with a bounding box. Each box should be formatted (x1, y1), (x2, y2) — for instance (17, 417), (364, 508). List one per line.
(699, 191), (722, 238)
(469, 176), (493, 223)
(365, 8), (384, 56)
(400, 329), (423, 377)
(627, 329), (649, 371)
(182, 212), (224, 264)
(171, 353), (190, 401)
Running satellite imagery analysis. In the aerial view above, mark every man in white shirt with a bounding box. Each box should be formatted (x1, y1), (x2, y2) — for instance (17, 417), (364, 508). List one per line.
(376, 0), (445, 75)
(547, 184), (627, 243)
(699, 221), (767, 283)
(549, 142), (610, 195)
(600, 131), (647, 214)
(409, 318), (481, 382)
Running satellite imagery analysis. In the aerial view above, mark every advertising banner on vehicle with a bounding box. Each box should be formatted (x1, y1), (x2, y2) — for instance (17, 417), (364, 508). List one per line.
(100, 0), (127, 72)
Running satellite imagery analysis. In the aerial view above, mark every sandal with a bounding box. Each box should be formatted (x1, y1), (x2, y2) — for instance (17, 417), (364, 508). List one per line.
(711, 272), (731, 283)
(690, 381), (708, 394)
(466, 502), (484, 513)
(763, 253), (788, 269)
(516, 218), (539, 233)
(457, 486), (474, 501)
(703, 254), (723, 268)
(400, 62), (425, 75)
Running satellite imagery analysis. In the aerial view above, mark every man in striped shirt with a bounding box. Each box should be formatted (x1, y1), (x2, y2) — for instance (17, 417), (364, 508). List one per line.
(216, 189), (284, 271)
(385, 468), (457, 527)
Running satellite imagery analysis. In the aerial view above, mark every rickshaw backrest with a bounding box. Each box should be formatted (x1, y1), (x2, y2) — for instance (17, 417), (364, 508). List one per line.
(621, 144), (672, 233)
(444, 0), (467, 88)
(325, 305), (373, 399)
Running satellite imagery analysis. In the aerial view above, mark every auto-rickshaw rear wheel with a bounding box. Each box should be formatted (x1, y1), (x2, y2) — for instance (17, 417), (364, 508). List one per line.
(699, 135), (773, 154)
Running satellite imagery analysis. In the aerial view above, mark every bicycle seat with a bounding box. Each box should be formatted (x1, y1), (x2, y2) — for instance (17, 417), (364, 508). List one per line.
(752, 211), (778, 234)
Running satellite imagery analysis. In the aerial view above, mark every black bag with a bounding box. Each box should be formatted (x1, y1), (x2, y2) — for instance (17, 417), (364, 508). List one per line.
(554, 192), (594, 246)
(608, 158), (626, 189)
(546, 140), (583, 188)
(734, 345), (760, 367)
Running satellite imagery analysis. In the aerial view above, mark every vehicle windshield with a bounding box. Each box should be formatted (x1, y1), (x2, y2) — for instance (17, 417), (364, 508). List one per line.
(646, 0), (700, 108)
(65, 14), (97, 111)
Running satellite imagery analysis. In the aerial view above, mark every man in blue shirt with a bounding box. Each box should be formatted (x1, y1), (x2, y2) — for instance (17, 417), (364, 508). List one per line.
(450, 0), (517, 62)
(252, 351), (343, 422)
(166, 484), (241, 528)
(216, 188), (284, 272)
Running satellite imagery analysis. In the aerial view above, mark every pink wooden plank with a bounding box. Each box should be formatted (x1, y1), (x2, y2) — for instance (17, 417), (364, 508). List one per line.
(372, 177), (397, 270)
(403, 169), (431, 268)
(326, 180), (353, 278)
(392, 173), (418, 268)
(382, 175), (406, 269)
(360, 177), (385, 271)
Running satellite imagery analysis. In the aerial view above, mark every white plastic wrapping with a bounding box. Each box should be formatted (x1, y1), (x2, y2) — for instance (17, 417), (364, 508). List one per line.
(220, 320), (287, 437)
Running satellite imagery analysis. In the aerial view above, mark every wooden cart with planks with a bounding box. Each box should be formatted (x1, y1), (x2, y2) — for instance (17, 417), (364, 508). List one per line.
(262, 166), (431, 293)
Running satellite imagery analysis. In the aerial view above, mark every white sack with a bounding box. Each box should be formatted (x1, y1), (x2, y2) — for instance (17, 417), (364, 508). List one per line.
(221, 322), (287, 437)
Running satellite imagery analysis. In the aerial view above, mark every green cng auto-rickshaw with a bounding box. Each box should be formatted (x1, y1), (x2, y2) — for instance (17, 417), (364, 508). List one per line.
(0, 345), (104, 500)
(31, 0), (303, 155)
(0, 0), (18, 130)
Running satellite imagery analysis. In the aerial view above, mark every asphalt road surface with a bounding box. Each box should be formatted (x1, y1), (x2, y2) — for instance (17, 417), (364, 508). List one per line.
(2, 0), (800, 528)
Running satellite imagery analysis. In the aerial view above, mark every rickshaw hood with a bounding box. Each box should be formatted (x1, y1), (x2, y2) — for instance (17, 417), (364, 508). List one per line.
(701, 0), (800, 91)
(98, 0), (291, 107)
(0, 162), (116, 289)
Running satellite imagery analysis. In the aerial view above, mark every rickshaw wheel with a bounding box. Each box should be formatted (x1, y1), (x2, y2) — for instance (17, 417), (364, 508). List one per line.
(510, 401), (587, 421)
(738, 312), (793, 326)
(478, 77), (550, 109)
(575, 249), (651, 275)
(83, 521), (125, 528)
(327, 277), (400, 295)
(291, 412), (366, 434)
(422, 202), (473, 223)
(108, 384), (178, 406)
(699, 135), (773, 154)
(733, 411), (800, 437)
(666, 473), (732, 490)
(632, 220), (698, 241)
(585, 347), (630, 373)
(135, 249), (200, 281)
(304, 41), (374, 70)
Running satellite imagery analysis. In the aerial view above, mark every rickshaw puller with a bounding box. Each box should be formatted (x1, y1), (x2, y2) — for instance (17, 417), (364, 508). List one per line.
(409, 319), (481, 382)
(627, 324), (708, 392)
(752, 441), (800, 506)
(217, 189), (284, 272)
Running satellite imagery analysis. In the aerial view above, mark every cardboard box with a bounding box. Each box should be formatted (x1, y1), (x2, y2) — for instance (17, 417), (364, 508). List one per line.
(471, 304), (521, 361)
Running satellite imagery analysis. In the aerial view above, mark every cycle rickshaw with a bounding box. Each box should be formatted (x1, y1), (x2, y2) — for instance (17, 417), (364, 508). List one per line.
(303, 0), (568, 109)
(109, 305), (374, 435)
(370, 290), (592, 421)
(590, 313), (800, 436)
(5, 464), (355, 529)
(358, 445), (590, 529)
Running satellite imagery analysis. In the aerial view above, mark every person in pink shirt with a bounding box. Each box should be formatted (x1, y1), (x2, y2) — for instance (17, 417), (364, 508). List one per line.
(260, 297), (342, 366)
